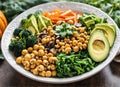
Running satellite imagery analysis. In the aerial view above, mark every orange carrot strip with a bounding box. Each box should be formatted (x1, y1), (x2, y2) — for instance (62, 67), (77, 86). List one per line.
(60, 10), (72, 16)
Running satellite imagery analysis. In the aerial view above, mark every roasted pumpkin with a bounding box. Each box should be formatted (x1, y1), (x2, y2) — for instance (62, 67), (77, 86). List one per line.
(0, 10), (8, 38)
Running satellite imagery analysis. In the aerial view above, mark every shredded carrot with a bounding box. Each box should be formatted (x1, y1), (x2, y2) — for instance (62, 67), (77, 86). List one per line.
(42, 9), (82, 24)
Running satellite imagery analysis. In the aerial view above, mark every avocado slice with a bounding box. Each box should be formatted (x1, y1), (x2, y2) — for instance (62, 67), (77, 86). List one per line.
(85, 20), (95, 27)
(28, 26), (35, 35)
(96, 23), (116, 34)
(38, 15), (47, 32)
(41, 15), (52, 26)
(29, 15), (39, 34)
(88, 30), (110, 62)
(91, 24), (116, 47)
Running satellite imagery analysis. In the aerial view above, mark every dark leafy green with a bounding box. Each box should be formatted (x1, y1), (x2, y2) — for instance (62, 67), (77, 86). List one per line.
(56, 51), (97, 78)
(0, 0), (49, 22)
(0, 50), (4, 60)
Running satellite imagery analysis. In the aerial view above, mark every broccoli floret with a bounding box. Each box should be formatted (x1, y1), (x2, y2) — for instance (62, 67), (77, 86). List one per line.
(13, 27), (23, 37)
(9, 42), (15, 51)
(21, 19), (30, 28)
(26, 35), (37, 48)
(9, 40), (26, 57)
(20, 29), (32, 39)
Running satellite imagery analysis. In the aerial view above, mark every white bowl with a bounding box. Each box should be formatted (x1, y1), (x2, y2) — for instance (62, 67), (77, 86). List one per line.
(1, 2), (120, 84)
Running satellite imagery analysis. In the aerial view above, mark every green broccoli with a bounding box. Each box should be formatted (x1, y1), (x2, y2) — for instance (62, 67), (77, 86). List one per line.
(20, 29), (32, 39)
(26, 35), (37, 48)
(13, 27), (23, 37)
(21, 19), (30, 28)
(9, 40), (26, 57)
(9, 42), (15, 51)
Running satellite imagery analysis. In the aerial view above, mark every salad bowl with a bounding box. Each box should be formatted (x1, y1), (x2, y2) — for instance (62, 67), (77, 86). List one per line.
(1, 2), (120, 84)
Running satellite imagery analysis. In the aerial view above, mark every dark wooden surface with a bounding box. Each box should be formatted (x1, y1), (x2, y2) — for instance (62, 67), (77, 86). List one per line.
(0, 57), (120, 87)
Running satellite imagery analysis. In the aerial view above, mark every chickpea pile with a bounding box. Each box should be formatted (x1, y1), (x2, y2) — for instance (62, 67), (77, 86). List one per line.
(16, 43), (58, 77)
(41, 26), (55, 45)
(15, 23), (90, 77)
(55, 27), (90, 54)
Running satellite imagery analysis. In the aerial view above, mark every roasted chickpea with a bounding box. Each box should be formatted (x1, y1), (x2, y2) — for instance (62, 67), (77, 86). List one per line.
(46, 71), (51, 77)
(65, 44), (70, 48)
(42, 60), (49, 66)
(47, 53), (53, 57)
(27, 47), (33, 53)
(36, 59), (42, 65)
(78, 42), (82, 48)
(55, 44), (60, 48)
(38, 50), (45, 56)
(65, 47), (72, 54)
(23, 61), (30, 67)
(49, 30), (54, 36)
(79, 37), (84, 43)
(85, 35), (90, 40)
(71, 37), (75, 40)
(50, 64), (56, 70)
(73, 31), (79, 37)
(82, 44), (87, 49)
(41, 38), (47, 44)
(21, 57), (25, 64)
(30, 64), (36, 69)
(84, 40), (88, 44)
(32, 68), (39, 75)
(67, 20), (74, 25)
(37, 65), (45, 71)
(72, 40), (78, 46)
(16, 56), (22, 64)
(32, 50), (38, 56)
(79, 33), (84, 37)
(24, 66), (30, 71)
(56, 39), (60, 43)
(48, 57), (57, 63)
(22, 49), (28, 56)
(38, 45), (45, 50)
(47, 65), (51, 70)
(59, 42), (65, 46)
(30, 59), (36, 64)
(73, 46), (79, 52)
(51, 71), (57, 77)
(31, 53), (35, 58)
(42, 56), (48, 60)
(80, 27), (86, 33)
(40, 71), (46, 77)
(33, 44), (39, 50)
(24, 54), (31, 61)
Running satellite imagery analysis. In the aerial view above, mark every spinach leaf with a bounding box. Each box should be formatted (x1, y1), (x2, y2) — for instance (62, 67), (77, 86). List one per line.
(56, 51), (97, 78)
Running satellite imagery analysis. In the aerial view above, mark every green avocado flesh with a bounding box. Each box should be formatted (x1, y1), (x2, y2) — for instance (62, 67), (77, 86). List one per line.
(91, 23), (116, 47)
(88, 30), (110, 62)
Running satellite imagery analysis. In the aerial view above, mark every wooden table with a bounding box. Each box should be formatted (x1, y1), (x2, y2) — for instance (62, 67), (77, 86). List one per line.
(0, 58), (120, 87)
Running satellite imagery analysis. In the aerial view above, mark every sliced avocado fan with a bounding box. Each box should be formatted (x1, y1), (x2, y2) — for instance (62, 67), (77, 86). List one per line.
(88, 30), (110, 62)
